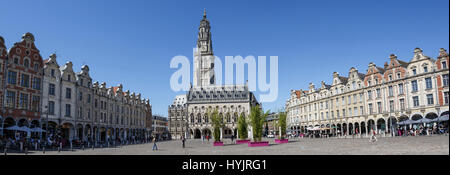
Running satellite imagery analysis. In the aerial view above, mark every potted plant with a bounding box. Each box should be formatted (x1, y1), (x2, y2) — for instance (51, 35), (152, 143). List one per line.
(211, 109), (224, 146)
(248, 105), (270, 147)
(275, 112), (289, 144)
(236, 113), (250, 144)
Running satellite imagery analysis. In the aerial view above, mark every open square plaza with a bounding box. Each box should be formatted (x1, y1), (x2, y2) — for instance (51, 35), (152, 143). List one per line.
(5, 135), (447, 155)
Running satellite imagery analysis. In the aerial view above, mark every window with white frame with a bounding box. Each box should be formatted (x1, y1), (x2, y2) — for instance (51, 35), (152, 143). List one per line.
(413, 96), (419, 107)
(425, 77), (432, 89)
(426, 94), (434, 105)
(443, 74), (449, 86)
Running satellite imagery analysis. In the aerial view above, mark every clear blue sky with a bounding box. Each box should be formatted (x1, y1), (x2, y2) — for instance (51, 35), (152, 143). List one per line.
(1, 0), (448, 117)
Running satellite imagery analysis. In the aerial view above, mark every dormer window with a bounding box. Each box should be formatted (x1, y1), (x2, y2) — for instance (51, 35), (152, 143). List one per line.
(368, 80), (371, 86)
(442, 61), (447, 69)
(397, 73), (401, 79)
(51, 69), (55, 77)
(68, 75), (71, 81)
(388, 75), (392, 81)
(14, 57), (19, 64)
(24, 59), (29, 67)
(423, 66), (428, 73)
(413, 69), (417, 75)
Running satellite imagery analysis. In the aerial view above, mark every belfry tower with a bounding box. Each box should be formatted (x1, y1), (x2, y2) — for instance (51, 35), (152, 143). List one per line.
(193, 9), (215, 87)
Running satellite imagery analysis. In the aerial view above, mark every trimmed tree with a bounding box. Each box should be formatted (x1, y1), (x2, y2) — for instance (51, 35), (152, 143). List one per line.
(237, 113), (248, 140)
(249, 105), (269, 142)
(278, 112), (287, 139)
(210, 109), (223, 142)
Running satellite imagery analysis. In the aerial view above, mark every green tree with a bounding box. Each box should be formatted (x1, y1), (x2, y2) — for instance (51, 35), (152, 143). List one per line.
(278, 112), (287, 139)
(210, 109), (223, 142)
(237, 113), (248, 140)
(249, 105), (269, 142)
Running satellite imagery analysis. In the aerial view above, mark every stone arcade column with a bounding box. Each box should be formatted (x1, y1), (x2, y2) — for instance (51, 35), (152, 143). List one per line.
(365, 120), (368, 138)
(358, 123), (361, 138)
(220, 128), (223, 140)
(346, 122), (349, 138)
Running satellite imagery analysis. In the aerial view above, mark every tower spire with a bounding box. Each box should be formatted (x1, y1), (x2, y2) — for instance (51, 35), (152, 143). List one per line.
(203, 8), (206, 18)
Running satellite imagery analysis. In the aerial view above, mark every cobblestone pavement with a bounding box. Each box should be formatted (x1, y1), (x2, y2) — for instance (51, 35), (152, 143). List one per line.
(6, 135), (449, 155)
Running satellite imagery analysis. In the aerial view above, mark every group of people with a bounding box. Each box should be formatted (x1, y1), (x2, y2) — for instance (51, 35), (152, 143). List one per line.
(1, 131), (162, 154)
(396, 124), (448, 137)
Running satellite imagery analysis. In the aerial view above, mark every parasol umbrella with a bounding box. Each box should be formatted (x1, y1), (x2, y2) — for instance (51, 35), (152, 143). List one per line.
(18, 126), (31, 132)
(398, 120), (415, 125)
(30, 127), (47, 132)
(439, 114), (449, 121)
(432, 114), (449, 122)
(417, 118), (433, 123)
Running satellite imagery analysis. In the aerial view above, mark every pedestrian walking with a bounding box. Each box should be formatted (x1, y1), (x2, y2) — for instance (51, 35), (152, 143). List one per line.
(152, 137), (158, 151)
(181, 136), (186, 148)
(369, 129), (377, 142)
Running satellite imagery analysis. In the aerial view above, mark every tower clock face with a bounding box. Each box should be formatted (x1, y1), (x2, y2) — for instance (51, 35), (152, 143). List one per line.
(202, 45), (207, 51)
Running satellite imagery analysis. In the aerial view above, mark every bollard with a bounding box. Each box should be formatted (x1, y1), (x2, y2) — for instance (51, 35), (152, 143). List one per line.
(4, 147), (7, 155)
(25, 147), (28, 155)
(82, 145), (85, 151)
(43, 146), (45, 154)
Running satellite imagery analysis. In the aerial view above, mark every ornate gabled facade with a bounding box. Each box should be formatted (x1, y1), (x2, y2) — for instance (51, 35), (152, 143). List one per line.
(2, 33), (44, 135)
(169, 11), (260, 140)
(0, 33), (152, 144)
(286, 48), (449, 138)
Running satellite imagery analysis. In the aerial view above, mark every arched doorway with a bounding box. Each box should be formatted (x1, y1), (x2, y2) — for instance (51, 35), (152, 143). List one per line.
(61, 122), (74, 140)
(367, 119), (375, 132)
(77, 124), (83, 140)
(336, 124), (342, 136)
(377, 118), (386, 134)
(100, 127), (106, 142)
(194, 128), (201, 139)
(342, 123), (347, 135)
(354, 122), (360, 135)
(360, 122), (366, 135)
(2, 117), (16, 138)
(348, 123), (353, 135)
(202, 128), (212, 138)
